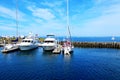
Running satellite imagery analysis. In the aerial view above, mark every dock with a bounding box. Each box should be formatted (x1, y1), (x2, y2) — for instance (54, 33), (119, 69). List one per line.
(53, 45), (62, 54)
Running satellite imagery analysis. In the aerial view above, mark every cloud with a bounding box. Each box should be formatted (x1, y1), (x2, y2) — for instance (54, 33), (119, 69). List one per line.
(1, 0), (120, 37)
(27, 6), (55, 21)
(0, 23), (16, 31)
(19, 19), (66, 36)
(70, 0), (120, 36)
(41, 1), (64, 8)
(0, 5), (26, 21)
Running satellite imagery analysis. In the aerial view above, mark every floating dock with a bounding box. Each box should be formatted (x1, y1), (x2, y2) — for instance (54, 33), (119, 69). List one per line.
(53, 45), (62, 54)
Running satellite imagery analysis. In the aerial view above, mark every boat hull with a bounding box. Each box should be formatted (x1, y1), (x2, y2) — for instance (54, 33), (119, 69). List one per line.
(19, 45), (38, 51)
(1, 46), (19, 53)
(43, 46), (55, 51)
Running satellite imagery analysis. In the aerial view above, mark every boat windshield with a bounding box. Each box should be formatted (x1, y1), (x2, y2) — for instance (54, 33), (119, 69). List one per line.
(22, 40), (33, 43)
(44, 41), (54, 43)
(47, 35), (55, 38)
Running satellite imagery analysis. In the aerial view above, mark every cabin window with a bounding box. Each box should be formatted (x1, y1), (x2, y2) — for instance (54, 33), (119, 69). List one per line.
(28, 40), (31, 42)
(50, 41), (54, 43)
(24, 41), (27, 42)
(44, 41), (54, 43)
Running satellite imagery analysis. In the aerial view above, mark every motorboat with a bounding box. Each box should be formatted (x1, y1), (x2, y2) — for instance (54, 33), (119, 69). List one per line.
(42, 35), (57, 51)
(19, 33), (39, 51)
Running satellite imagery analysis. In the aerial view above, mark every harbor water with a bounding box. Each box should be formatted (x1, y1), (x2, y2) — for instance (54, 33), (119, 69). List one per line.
(0, 47), (120, 80)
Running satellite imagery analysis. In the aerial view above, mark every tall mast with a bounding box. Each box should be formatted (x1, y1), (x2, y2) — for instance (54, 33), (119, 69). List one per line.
(66, 0), (71, 40)
(16, 0), (18, 37)
(67, 0), (69, 28)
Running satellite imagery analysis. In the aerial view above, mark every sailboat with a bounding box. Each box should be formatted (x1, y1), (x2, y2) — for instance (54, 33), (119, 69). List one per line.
(1, 0), (19, 53)
(1, 40), (19, 53)
(62, 0), (74, 55)
(111, 36), (115, 41)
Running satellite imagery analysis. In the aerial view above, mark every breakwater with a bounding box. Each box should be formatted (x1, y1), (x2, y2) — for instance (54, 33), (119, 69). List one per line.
(60, 41), (120, 49)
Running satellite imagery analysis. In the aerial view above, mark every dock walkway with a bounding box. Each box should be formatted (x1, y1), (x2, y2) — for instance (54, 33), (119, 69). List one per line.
(53, 45), (62, 54)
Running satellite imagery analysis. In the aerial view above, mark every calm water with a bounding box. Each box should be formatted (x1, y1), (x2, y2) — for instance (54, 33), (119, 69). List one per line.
(0, 47), (120, 80)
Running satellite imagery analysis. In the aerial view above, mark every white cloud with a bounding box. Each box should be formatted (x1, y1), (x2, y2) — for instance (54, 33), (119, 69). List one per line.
(0, 24), (16, 31)
(70, 0), (120, 36)
(72, 11), (120, 36)
(0, 6), (26, 21)
(19, 19), (66, 36)
(41, 1), (64, 8)
(27, 6), (55, 21)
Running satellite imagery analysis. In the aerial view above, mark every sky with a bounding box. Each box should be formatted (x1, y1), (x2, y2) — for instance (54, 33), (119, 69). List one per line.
(0, 0), (120, 37)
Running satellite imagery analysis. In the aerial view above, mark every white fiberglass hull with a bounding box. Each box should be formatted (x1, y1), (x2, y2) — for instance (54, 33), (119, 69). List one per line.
(43, 46), (55, 51)
(19, 45), (38, 50)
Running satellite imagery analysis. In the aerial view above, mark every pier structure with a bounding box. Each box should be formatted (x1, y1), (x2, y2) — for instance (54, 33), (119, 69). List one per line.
(59, 41), (120, 49)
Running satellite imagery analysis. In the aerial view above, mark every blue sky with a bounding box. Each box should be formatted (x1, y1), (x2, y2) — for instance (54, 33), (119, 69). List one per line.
(0, 0), (120, 37)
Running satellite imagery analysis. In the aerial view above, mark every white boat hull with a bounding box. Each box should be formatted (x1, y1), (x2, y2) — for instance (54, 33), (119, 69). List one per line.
(42, 35), (57, 51)
(18, 32), (39, 51)
(43, 46), (55, 51)
(1, 44), (19, 53)
(19, 45), (38, 50)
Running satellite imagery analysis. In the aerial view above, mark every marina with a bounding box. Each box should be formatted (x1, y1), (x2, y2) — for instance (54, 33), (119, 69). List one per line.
(0, 0), (120, 79)
(1, 38), (120, 53)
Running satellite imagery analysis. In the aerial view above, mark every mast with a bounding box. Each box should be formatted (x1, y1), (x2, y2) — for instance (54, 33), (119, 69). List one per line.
(16, 0), (18, 37)
(66, 0), (71, 40)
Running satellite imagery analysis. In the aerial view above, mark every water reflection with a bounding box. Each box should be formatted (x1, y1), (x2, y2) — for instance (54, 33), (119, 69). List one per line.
(42, 51), (53, 56)
(62, 53), (73, 62)
(2, 53), (13, 63)
(42, 51), (61, 61)
(42, 51), (61, 56)
(16, 49), (39, 57)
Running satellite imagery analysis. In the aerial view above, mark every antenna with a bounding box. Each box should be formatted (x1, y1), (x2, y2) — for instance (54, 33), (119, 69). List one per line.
(16, 0), (18, 37)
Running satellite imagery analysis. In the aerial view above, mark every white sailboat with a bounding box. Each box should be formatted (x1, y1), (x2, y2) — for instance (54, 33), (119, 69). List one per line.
(63, 0), (74, 55)
(1, 0), (19, 53)
(111, 36), (115, 41)
(19, 32), (39, 51)
(1, 40), (19, 53)
(42, 35), (57, 51)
